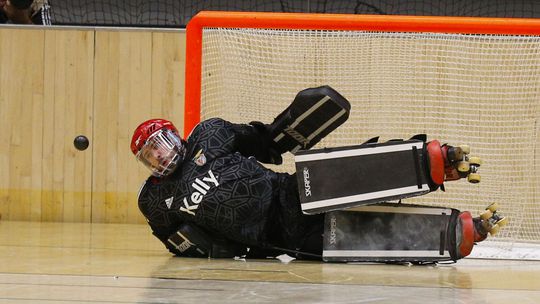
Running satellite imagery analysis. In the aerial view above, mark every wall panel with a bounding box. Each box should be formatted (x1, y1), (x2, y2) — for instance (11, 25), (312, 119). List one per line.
(0, 28), (45, 221)
(0, 26), (185, 223)
(42, 29), (94, 222)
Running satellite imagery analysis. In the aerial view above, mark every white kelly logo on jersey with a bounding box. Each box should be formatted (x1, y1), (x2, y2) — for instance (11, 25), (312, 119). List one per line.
(180, 170), (219, 216)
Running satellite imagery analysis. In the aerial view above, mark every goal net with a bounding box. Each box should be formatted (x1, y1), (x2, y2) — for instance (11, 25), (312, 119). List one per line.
(184, 11), (540, 259)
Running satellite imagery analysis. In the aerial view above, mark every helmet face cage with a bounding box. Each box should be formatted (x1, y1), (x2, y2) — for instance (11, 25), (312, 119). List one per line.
(136, 128), (185, 177)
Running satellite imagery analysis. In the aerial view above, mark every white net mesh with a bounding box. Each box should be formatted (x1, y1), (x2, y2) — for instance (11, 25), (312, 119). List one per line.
(198, 28), (540, 256)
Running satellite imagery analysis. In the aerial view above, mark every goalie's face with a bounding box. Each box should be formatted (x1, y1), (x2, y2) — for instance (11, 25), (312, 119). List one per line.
(131, 119), (186, 177)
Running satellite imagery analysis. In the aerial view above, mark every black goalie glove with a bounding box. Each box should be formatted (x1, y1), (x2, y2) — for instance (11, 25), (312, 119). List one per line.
(232, 121), (283, 165)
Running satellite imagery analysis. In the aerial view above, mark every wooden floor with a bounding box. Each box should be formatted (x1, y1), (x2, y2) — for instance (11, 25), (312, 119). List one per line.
(1, 221), (539, 303)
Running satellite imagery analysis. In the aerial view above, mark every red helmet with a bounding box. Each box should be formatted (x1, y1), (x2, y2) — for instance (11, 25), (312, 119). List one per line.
(131, 119), (186, 177)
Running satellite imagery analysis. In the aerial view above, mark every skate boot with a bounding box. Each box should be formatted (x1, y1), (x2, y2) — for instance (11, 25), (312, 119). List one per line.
(426, 140), (482, 189)
(455, 202), (508, 259)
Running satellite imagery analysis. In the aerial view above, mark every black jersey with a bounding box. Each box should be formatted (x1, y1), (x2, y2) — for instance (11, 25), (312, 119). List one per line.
(138, 118), (324, 256)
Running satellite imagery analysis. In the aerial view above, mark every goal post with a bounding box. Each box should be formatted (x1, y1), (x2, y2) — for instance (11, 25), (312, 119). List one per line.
(183, 11), (540, 258)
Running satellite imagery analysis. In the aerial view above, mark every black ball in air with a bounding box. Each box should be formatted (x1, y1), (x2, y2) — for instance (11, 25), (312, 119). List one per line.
(74, 135), (89, 151)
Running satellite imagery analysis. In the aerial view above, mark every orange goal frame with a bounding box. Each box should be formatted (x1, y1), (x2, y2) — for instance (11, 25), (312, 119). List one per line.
(183, 11), (540, 137)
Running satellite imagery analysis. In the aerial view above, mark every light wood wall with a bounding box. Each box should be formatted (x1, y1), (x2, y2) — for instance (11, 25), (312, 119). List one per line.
(0, 26), (185, 223)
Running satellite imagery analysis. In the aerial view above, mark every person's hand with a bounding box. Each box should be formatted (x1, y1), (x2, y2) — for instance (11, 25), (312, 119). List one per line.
(2, 0), (32, 24)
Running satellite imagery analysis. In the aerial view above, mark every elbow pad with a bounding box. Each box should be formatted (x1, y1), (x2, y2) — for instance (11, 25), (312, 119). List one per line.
(166, 223), (247, 258)
(233, 121), (283, 165)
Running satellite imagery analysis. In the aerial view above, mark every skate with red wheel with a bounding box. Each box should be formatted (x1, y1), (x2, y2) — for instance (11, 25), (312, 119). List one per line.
(426, 140), (482, 189)
(456, 202), (508, 258)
